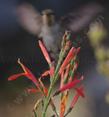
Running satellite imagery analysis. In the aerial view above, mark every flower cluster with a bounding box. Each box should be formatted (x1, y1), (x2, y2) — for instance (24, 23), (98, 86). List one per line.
(8, 31), (85, 117)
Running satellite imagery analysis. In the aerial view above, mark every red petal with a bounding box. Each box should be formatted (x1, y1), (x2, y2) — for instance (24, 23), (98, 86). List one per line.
(49, 66), (55, 77)
(76, 47), (81, 54)
(41, 70), (50, 78)
(27, 88), (39, 93)
(70, 86), (85, 108)
(59, 47), (76, 74)
(75, 86), (85, 97)
(59, 79), (82, 92)
(18, 59), (40, 88)
(38, 40), (52, 65)
(60, 71), (64, 88)
(43, 87), (48, 96)
(41, 66), (54, 78)
(70, 94), (79, 108)
(8, 73), (25, 81)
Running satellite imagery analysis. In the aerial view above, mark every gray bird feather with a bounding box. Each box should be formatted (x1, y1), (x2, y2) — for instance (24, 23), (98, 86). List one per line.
(17, 3), (42, 35)
(61, 3), (103, 32)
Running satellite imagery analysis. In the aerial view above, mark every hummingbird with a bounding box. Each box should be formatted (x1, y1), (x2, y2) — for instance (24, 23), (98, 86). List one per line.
(16, 2), (103, 60)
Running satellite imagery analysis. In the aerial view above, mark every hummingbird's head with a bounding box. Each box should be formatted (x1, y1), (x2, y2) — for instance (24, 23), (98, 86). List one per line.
(42, 9), (55, 26)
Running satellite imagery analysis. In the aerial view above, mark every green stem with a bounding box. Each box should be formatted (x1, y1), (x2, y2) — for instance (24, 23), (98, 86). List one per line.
(42, 84), (53, 117)
(42, 51), (65, 117)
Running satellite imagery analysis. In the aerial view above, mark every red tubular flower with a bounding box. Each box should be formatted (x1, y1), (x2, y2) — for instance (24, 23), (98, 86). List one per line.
(64, 86), (84, 117)
(68, 71), (82, 83)
(17, 59), (40, 88)
(38, 40), (52, 65)
(59, 79), (82, 92)
(53, 77), (83, 97)
(41, 70), (50, 78)
(8, 73), (25, 81)
(70, 93), (79, 108)
(41, 66), (54, 78)
(76, 47), (81, 54)
(8, 59), (40, 89)
(59, 47), (76, 74)
(43, 88), (48, 96)
(70, 86), (84, 108)
(60, 71), (64, 88)
(27, 88), (39, 93)
(74, 86), (85, 97)
(49, 66), (55, 77)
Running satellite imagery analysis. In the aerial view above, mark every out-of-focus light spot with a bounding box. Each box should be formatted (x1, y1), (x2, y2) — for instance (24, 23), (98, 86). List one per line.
(95, 47), (106, 61)
(87, 21), (107, 47)
(97, 61), (109, 76)
(105, 92), (109, 104)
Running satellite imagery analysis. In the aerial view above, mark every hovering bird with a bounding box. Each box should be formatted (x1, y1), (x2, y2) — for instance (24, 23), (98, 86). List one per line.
(16, 2), (103, 60)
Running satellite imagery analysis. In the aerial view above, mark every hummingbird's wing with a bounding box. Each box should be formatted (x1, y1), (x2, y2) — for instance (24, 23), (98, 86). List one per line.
(60, 3), (103, 33)
(16, 3), (42, 36)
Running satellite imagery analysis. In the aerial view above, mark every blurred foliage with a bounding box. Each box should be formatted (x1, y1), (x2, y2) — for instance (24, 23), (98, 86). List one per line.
(87, 21), (107, 47)
(87, 20), (109, 77)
